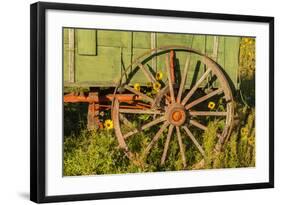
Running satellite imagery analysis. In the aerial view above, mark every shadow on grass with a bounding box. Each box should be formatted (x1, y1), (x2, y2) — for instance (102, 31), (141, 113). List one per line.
(64, 102), (88, 137)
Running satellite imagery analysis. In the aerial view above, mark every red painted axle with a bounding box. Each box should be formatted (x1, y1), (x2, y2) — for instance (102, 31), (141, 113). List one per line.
(64, 93), (142, 103)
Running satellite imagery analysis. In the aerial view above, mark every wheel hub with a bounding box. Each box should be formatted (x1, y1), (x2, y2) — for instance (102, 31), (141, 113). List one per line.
(166, 103), (187, 126)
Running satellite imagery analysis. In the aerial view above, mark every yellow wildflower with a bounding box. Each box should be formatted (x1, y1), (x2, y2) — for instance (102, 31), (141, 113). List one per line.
(153, 82), (161, 91)
(156, 71), (163, 81)
(146, 82), (153, 87)
(134, 83), (141, 92)
(208, 101), (215, 110)
(248, 136), (255, 146)
(240, 127), (249, 136)
(104, 119), (113, 130)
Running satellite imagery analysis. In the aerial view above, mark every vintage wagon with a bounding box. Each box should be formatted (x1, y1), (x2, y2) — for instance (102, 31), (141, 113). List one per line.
(63, 28), (241, 168)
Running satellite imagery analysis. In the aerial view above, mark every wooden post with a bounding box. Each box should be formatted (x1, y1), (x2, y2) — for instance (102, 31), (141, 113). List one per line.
(68, 29), (75, 83)
(151, 32), (157, 71)
(87, 92), (100, 130)
(212, 36), (219, 62)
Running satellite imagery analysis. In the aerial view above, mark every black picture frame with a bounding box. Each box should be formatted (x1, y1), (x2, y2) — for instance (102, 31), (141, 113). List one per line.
(30, 1), (274, 203)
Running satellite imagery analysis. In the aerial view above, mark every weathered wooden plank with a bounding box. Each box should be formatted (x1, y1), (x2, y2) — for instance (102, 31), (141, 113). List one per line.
(75, 47), (122, 83)
(77, 29), (97, 55)
(224, 37), (241, 88)
(63, 28), (241, 88)
(151, 32), (157, 70)
(212, 36), (219, 61)
(68, 29), (75, 83)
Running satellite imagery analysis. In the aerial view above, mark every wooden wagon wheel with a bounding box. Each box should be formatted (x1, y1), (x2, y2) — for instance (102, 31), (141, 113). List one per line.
(112, 46), (234, 169)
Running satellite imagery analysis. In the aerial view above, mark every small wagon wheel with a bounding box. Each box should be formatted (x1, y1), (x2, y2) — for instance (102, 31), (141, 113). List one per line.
(112, 46), (234, 169)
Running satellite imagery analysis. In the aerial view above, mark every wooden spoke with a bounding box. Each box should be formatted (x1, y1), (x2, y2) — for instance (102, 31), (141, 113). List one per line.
(166, 54), (175, 104)
(182, 126), (206, 158)
(123, 116), (166, 139)
(143, 121), (170, 157)
(190, 119), (208, 131)
(120, 113), (134, 128)
(177, 54), (191, 103)
(124, 85), (154, 103)
(181, 68), (212, 105)
(135, 102), (151, 108)
(136, 62), (156, 83)
(152, 85), (169, 107)
(185, 88), (223, 110)
(176, 126), (187, 168)
(160, 124), (174, 165)
(189, 111), (227, 116)
(212, 36), (219, 61)
(112, 99), (129, 151)
(119, 108), (163, 115)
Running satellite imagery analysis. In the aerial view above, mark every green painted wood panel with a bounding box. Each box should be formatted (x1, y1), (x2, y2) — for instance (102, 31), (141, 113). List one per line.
(133, 32), (151, 49)
(63, 28), (69, 44)
(224, 37), (240, 87)
(75, 46), (122, 85)
(205, 36), (217, 88)
(205, 35), (215, 56)
(130, 48), (152, 85)
(157, 33), (193, 46)
(63, 43), (69, 82)
(77, 29), (97, 55)
(186, 35), (206, 88)
(97, 30), (131, 48)
(73, 30), (133, 86)
(217, 37), (226, 69)
(63, 28), (241, 88)
(63, 29), (69, 82)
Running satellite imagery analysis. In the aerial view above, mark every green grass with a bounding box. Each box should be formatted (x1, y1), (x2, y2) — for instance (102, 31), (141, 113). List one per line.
(63, 107), (255, 176)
